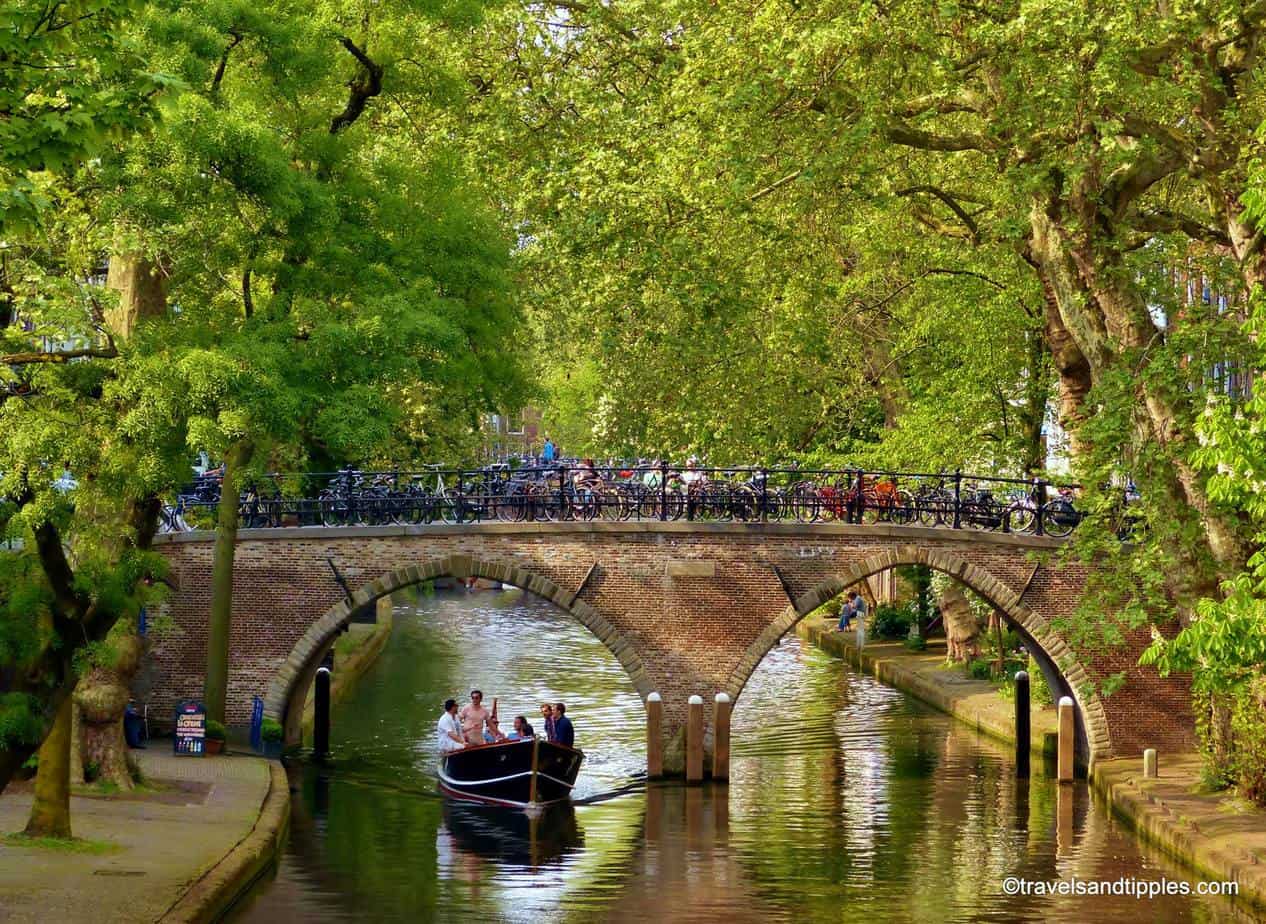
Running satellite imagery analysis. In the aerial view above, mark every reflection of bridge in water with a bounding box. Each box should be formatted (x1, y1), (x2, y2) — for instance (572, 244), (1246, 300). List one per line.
(150, 516), (1195, 775)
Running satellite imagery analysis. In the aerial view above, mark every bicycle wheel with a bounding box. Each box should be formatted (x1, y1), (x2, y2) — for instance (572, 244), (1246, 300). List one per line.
(791, 483), (819, 522)
(319, 494), (349, 527)
(1039, 501), (1078, 538)
(1007, 502), (1037, 534)
(890, 489), (916, 525)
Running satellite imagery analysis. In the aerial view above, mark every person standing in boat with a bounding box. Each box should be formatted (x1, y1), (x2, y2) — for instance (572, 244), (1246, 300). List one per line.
(459, 690), (491, 745)
(437, 699), (465, 753)
(540, 703), (557, 742)
(552, 703), (574, 748)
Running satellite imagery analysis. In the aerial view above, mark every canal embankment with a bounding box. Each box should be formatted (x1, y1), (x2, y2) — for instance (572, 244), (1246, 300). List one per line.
(796, 617), (1060, 756)
(0, 751), (288, 924)
(799, 615), (1266, 914)
(300, 597), (393, 739)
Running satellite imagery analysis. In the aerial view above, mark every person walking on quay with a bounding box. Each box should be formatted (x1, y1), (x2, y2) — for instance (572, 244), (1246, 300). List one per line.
(438, 699), (465, 753)
(460, 690), (491, 745)
(552, 703), (574, 748)
(542, 437), (556, 464)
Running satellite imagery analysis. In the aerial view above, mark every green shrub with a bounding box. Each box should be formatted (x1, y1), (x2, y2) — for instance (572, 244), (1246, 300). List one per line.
(966, 658), (993, 681)
(261, 718), (284, 743)
(206, 719), (227, 741)
(903, 634), (927, 652)
(871, 604), (913, 639)
(83, 760), (101, 783)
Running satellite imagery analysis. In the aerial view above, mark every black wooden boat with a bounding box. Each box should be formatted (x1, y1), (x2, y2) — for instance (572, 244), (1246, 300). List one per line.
(438, 737), (583, 808)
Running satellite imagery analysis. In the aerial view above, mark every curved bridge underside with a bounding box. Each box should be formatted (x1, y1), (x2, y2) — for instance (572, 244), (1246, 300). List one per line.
(149, 522), (1194, 774)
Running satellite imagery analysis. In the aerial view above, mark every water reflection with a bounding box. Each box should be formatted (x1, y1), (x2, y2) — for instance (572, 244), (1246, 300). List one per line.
(232, 588), (1252, 923)
(441, 801), (583, 867)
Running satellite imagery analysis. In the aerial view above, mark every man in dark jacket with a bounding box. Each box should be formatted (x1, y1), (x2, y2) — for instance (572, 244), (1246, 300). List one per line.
(552, 702), (574, 748)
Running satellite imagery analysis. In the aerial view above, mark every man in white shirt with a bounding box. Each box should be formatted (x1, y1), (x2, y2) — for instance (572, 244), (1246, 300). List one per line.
(437, 699), (465, 753)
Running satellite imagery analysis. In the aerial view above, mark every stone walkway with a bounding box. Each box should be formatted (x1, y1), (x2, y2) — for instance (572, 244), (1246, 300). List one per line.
(0, 751), (272, 924)
(798, 618), (1061, 753)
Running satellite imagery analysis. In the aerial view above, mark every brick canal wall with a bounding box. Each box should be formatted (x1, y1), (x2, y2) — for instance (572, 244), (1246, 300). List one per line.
(147, 522), (1194, 772)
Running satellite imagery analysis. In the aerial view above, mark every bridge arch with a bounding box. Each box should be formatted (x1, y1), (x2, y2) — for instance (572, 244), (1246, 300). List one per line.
(723, 546), (1112, 768)
(263, 553), (654, 746)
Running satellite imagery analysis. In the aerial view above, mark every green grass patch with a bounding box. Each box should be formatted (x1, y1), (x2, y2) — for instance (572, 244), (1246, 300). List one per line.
(2, 832), (123, 854)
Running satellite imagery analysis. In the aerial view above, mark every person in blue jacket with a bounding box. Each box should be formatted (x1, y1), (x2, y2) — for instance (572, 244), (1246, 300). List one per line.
(551, 702), (574, 748)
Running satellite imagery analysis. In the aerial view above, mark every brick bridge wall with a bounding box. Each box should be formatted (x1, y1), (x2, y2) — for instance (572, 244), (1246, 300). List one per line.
(147, 522), (1194, 773)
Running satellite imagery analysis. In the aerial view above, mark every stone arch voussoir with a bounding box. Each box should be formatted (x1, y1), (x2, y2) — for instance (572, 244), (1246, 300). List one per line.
(264, 556), (654, 731)
(724, 546), (1113, 766)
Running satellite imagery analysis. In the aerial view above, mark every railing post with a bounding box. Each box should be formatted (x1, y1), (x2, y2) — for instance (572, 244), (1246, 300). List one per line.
(456, 470), (465, 523)
(759, 468), (768, 523)
(558, 465), (566, 520)
(854, 469), (865, 524)
(1035, 479), (1048, 536)
(659, 459), (668, 522)
(952, 469), (963, 529)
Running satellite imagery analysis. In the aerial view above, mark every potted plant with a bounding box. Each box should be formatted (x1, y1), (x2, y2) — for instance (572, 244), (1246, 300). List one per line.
(205, 719), (227, 755)
(260, 718), (284, 758)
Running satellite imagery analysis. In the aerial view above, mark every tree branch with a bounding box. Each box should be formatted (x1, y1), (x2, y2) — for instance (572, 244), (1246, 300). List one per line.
(329, 37), (384, 135)
(2, 346), (119, 365)
(895, 185), (981, 243)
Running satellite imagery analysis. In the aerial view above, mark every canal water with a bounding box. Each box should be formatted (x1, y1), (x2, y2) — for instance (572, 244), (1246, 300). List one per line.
(233, 588), (1251, 923)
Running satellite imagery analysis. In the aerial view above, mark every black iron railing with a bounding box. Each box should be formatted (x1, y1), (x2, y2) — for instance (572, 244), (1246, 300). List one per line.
(158, 464), (1086, 538)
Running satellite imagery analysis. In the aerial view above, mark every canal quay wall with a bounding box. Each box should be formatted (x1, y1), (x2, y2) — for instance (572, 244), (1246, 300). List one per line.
(796, 619), (1061, 757)
(148, 522), (1196, 772)
(0, 753), (288, 924)
(798, 619), (1266, 914)
(299, 596), (393, 739)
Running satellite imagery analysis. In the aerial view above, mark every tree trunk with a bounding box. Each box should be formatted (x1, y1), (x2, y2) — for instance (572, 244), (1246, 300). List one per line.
(204, 440), (254, 725)
(74, 623), (144, 791)
(940, 584), (980, 664)
(105, 253), (166, 338)
(23, 695), (73, 839)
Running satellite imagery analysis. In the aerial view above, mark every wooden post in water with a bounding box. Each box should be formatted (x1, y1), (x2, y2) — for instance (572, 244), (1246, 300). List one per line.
(646, 692), (663, 778)
(1057, 696), (1075, 782)
(1014, 671), (1030, 779)
(686, 695), (704, 783)
(712, 693), (731, 781)
(314, 665), (332, 759)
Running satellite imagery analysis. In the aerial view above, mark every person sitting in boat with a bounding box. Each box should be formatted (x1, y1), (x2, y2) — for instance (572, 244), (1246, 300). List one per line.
(459, 690), (491, 746)
(552, 703), (574, 748)
(437, 699), (465, 753)
(540, 703), (557, 742)
(483, 715), (508, 743)
(507, 715), (534, 741)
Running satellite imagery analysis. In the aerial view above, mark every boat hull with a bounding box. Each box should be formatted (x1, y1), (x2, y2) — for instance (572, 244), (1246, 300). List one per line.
(438, 738), (583, 808)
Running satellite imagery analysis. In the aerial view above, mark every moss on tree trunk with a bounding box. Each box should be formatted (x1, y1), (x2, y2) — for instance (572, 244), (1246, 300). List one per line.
(205, 440), (253, 725)
(24, 695), (73, 839)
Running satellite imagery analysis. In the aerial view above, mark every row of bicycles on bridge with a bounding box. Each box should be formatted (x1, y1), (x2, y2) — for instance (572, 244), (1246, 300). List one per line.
(159, 463), (1084, 537)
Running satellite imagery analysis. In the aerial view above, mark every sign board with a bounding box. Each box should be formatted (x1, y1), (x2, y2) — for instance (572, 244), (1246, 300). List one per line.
(174, 700), (207, 756)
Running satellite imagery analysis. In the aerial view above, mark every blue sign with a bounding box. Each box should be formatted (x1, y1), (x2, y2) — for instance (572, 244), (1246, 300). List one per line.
(249, 696), (265, 751)
(174, 700), (207, 756)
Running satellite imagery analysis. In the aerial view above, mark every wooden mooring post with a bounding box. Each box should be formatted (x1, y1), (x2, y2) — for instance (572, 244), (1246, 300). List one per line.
(1057, 696), (1074, 783)
(1014, 671), (1030, 779)
(646, 692), (663, 778)
(686, 695), (704, 783)
(712, 693), (731, 781)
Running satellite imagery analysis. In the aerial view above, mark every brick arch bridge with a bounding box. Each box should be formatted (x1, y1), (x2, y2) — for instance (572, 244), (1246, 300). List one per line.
(148, 522), (1194, 774)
